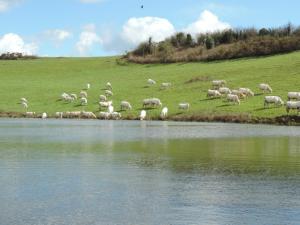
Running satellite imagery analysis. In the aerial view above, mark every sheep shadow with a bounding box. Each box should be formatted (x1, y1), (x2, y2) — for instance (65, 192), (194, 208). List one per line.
(217, 104), (231, 108)
(255, 93), (264, 96)
(199, 98), (218, 102)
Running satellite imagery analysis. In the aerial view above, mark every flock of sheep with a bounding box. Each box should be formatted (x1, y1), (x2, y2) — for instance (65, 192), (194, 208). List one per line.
(19, 78), (300, 120)
(207, 80), (300, 113)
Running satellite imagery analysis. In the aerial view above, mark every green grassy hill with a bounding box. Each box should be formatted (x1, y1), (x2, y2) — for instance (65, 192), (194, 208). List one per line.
(1, 52), (300, 122)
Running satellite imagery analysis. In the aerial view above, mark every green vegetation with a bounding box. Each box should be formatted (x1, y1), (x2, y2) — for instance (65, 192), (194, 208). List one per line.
(128, 24), (300, 63)
(1, 51), (300, 123)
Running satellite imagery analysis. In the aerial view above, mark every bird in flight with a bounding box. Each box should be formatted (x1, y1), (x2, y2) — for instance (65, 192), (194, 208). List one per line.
(141, 5), (144, 9)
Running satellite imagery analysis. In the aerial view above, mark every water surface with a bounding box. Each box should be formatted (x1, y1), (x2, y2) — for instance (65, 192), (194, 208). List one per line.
(0, 119), (300, 225)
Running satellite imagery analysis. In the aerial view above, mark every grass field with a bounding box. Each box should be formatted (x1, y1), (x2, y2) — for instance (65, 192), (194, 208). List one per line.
(1, 51), (300, 122)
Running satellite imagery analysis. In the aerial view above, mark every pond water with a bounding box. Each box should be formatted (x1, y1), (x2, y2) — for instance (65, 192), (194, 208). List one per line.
(0, 119), (300, 225)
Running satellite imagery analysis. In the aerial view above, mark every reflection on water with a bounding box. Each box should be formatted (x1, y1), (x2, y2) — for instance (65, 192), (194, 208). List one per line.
(0, 119), (300, 225)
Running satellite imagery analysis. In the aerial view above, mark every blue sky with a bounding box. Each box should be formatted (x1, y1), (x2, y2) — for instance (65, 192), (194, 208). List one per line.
(0, 0), (300, 56)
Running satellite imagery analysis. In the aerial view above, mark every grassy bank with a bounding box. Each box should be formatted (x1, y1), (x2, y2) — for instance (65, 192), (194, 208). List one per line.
(1, 51), (300, 124)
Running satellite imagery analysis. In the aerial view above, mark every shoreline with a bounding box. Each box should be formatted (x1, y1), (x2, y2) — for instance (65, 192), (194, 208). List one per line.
(1, 112), (300, 126)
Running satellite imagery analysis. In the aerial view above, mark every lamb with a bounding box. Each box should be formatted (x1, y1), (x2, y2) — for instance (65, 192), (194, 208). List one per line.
(42, 112), (47, 119)
(259, 83), (272, 93)
(160, 82), (171, 89)
(99, 101), (113, 109)
(81, 97), (88, 106)
(111, 112), (122, 120)
(287, 92), (300, 101)
(99, 112), (110, 120)
(81, 111), (97, 119)
(219, 87), (232, 95)
(207, 90), (222, 98)
(99, 95), (107, 102)
(80, 91), (88, 98)
(105, 90), (113, 97)
(178, 103), (190, 110)
(286, 101), (300, 114)
(120, 101), (132, 111)
(106, 82), (112, 90)
(239, 88), (254, 97)
(227, 94), (240, 105)
(147, 79), (156, 86)
(55, 112), (63, 119)
(143, 98), (162, 108)
(212, 80), (226, 89)
(140, 110), (146, 120)
(160, 107), (168, 119)
(264, 96), (284, 108)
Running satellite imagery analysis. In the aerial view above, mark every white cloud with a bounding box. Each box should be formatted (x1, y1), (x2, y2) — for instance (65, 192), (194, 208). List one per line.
(79, 0), (105, 3)
(184, 10), (231, 36)
(0, 0), (22, 12)
(0, 33), (38, 55)
(76, 24), (102, 55)
(121, 17), (176, 46)
(44, 29), (72, 42)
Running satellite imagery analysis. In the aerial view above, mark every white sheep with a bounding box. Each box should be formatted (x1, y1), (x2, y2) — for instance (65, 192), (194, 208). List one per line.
(259, 83), (272, 93)
(20, 97), (28, 103)
(232, 90), (246, 99)
(219, 87), (232, 95)
(25, 112), (35, 117)
(61, 93), (69, 100)
(207, 90), (222, 98)
(105, 90), (113, 97)
(81, 111), (97, 119)
(143, 98), (162, 108)
(99, 95), (107, 102)
(147, 79), (156, 86)
(178, 103), (190, 110)
(111, 112), (122, 120)
(160, 82), (171, 89)
(99, 112), (110, 120)
(42, 112), (47, 119)
(65, 111), (81, 118)
(212, 80), (226, 89)
(80, 91), (88, 98)
(21, 101), (28, 110)
(160, 107), (168, 119)
(239, 88), (254, 97)
(108, 105), (114, 114)
(70, 94), (77, 100)
(287, 92), (300, 101)
(120, 101), (132, 111)
(106, 82), (112, 90)
(286, 101), (300, 114)
(81, 97), (88, 106)
(227, 94), (240, 105)
(55, 112), (63, 119)
(99, 101), (113, 109)
(140, 110), (146, 120)
(264, 96), (284, 108)
(86, 83), (91, 90)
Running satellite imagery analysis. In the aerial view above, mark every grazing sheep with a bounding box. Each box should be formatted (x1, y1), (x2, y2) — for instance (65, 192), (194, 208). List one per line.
(140, 110), (146, 120)
(160, 82), (171, 89)
(25, 112), (35, 117)
(178, 103), (190, 110)
(264, 96), (284, 108)
(227, 94), (240, 105)
(207, 89), (222, 98)
(70, 94), (77, 100)
(108, 105), (114, 114)
(239, 88), (254, 97)
(81, 97), (88, 106)
(212, 80), (226, 89)
(105, 90), (113, 97)
(42, 112), (47, 119)
(287, 92), (300, 101)
(55, 112), (63, 119)
(111, 112), (122, 120)
(106, 82), (112, 90)
(81, 111), (97, 119)
(86, 83), (90, 90)
(143, 98), (162, 108)
(160, 107), (168, 119)
(66, 111), (81, 118)
(20, 98), (28, 103)
(232, 90), (246, 99)
(99, 101), (113, 109)
(147, 79), (156, 86)
(80, 91), (88, 98)
(61, 93), (69, 100)
(120, 101), (132, 111)
(64, 95), (74, 102)
(21, 102), (28, 110)
(99, 112), (110, 120)
(219, 87), (232, 95)
(259, 83), (272, 93)
(99, 95), (107, 102)
(286, 101), (300, 114)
